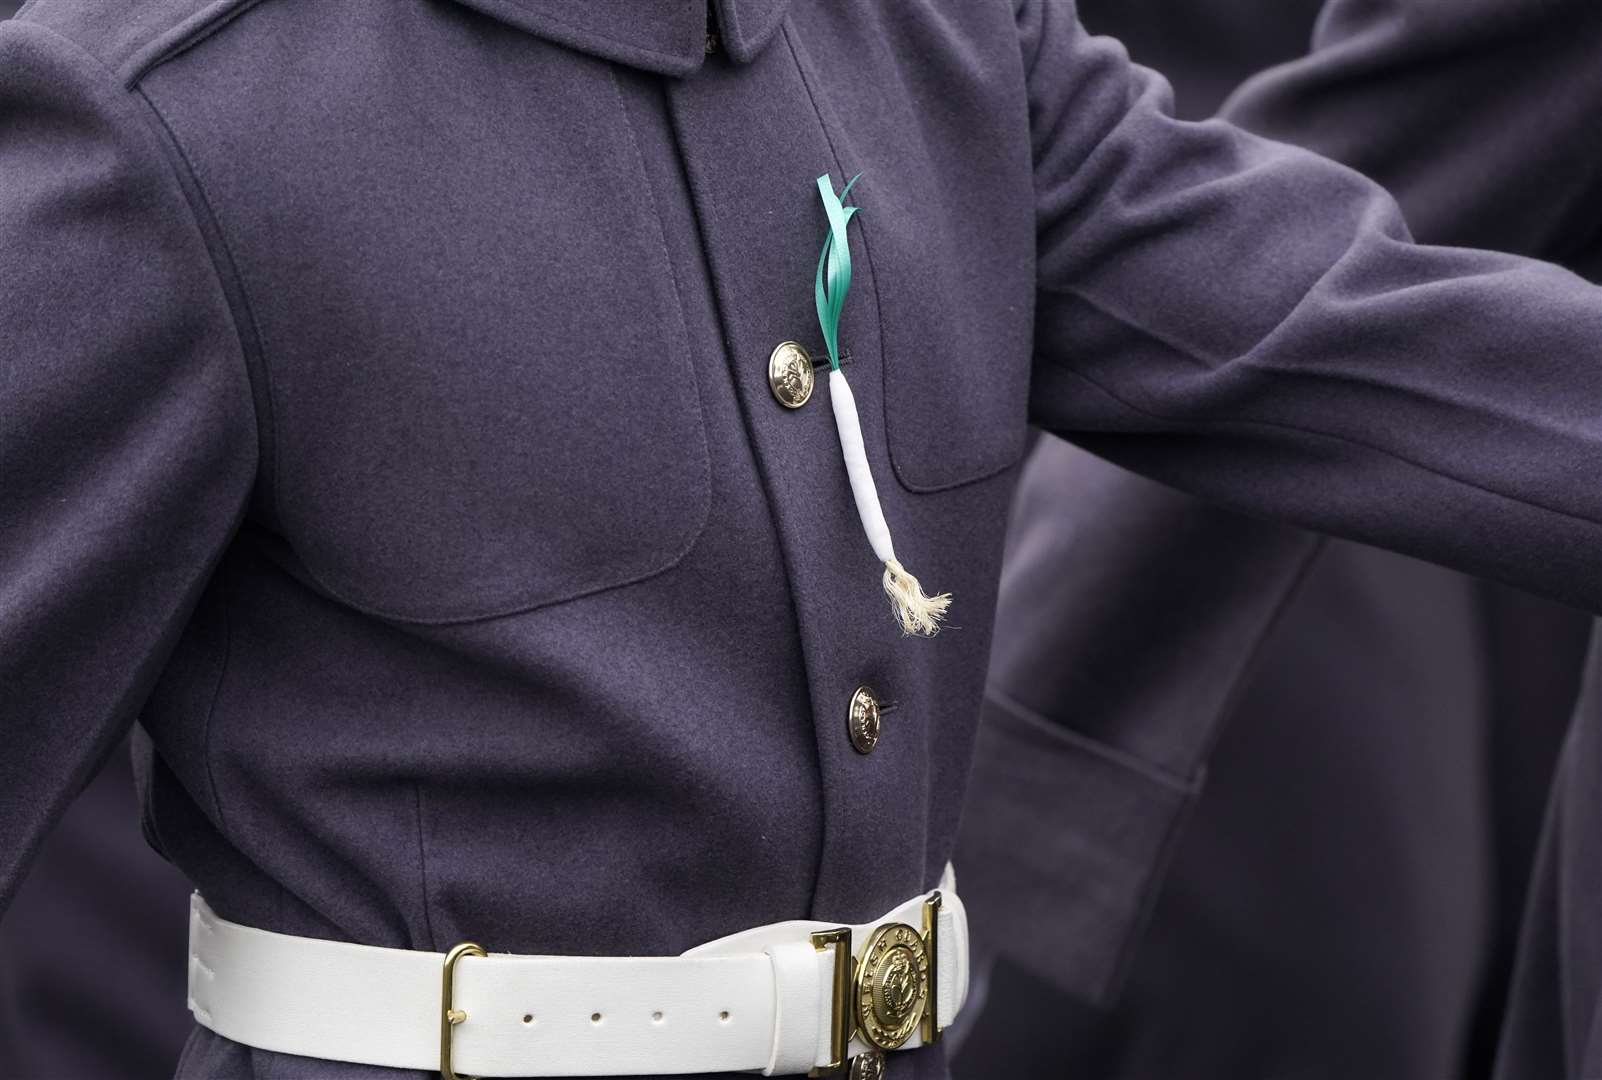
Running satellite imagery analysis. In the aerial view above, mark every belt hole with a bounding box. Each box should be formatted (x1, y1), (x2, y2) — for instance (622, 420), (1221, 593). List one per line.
(591, 1012), (603, 1024)
(521, 1014), (534, 1025)
(719, 1011), (730, 1023)
(651, 1011), (664, 1023)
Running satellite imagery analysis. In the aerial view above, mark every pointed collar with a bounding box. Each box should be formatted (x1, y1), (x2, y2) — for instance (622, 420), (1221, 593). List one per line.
(444, 0), (792, 77)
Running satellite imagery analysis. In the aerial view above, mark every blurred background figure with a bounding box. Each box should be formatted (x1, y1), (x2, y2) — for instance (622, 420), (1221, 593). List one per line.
(0, 10), (194, 1080)
(0, 732), (192, 1078)
(953, 1), (1593, 1078)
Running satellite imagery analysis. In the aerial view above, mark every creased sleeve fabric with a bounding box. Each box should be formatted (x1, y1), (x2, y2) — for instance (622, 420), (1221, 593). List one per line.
(1223, 0), (1602, 264)
(1019, 0), (1602, 615)
(0, 21), (256, 913)
(958, 0), (1602, 1007)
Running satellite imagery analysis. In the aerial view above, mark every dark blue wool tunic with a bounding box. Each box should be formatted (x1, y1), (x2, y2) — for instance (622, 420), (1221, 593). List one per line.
(4, 1), (1602, 1077)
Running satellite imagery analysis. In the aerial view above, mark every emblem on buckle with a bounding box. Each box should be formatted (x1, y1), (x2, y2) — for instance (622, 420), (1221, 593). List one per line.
(853, 923), (929, 1050)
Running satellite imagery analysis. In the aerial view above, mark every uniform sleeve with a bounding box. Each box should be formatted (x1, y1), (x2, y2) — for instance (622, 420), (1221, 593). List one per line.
(0, 21), (257, 913)
(1020, 0), (1602, 614)
(959, 0), (1602, 1007)
(1223, 0), (1602, 261)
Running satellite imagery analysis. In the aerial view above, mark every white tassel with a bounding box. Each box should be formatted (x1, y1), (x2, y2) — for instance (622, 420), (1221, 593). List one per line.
(882, 557), (952, 637)
(829, 369), (952, 636)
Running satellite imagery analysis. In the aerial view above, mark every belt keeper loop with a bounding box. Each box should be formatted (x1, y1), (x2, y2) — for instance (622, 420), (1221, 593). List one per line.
(764, 940), (826, 1076)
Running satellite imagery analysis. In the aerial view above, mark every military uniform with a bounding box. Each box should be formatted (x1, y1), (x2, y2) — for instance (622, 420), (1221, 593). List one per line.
(6, 1), (1602, 1077)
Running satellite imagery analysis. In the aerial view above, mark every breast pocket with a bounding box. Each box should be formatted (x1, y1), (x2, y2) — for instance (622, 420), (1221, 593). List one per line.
(853, 172), (1036, 494)
(266, 72), (710, 625)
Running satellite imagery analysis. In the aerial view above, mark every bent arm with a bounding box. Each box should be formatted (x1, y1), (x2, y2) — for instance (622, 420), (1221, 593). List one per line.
(1022, 0), (1602, 614)
(0, 22), (256, 912)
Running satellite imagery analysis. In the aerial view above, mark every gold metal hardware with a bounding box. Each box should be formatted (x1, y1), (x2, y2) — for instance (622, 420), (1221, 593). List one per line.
(853, 922), (929, 1051)
(808, 927), (854, 1076)
(768, 340), (816, 408)
(849, 1049), (887, 1079)
(440, 941), (487, 1080)
(847, 685), (881, 754)
(921, 891), (942, 1044)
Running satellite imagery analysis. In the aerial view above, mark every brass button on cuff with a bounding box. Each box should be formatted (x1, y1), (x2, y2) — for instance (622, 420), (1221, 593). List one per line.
(768, 340), (815, 408)
(847, 685), (880, 754)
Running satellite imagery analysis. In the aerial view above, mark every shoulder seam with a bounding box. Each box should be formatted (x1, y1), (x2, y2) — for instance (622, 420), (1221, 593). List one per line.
(16, 0), (271, 88)
(120, 0), (273, 88)
(18, 19), (271, 510)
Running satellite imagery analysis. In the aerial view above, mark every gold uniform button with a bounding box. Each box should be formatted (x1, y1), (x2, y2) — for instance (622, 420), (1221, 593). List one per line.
(767, 340), (815, 408)
(849, 1050), (887, 1080)
(847, 685), (881, 754)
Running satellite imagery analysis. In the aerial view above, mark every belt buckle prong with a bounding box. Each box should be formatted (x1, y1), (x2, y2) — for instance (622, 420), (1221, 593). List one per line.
(440, 941), (487, 1080)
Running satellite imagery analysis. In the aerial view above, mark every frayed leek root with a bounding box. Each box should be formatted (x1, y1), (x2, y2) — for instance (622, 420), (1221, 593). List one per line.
(882, 558), (952, 637)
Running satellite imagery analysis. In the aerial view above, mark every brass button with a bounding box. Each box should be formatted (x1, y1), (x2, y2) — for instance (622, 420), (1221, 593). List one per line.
(849, 1050), (887, 1080)
(847, 685), (880, 754)
(767, 340), (814, 408)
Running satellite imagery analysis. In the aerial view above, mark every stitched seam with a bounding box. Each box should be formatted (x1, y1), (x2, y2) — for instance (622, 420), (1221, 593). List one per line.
(30, 19), (264, 842)
(607, 65), (713, 575)
(1097, 768), (1204, 1005)
(780, 22), (895, 456)
(21, 24), (266, 510)
(1044, 297), (1602, 531)
(982, 685), (1199, 793)
(414, 781), (436, 952)
(287, 71), (718, 629)
(144, 67), (709, 629)
(134, 85), (283, 532)
(777, 21), (878, 921)
(121, 0), (273, 87)
(455, 0), (698, 68)
(782, 22), (1021, 494)
(199, 559), (235, 834)
(658, 73), (826, 919)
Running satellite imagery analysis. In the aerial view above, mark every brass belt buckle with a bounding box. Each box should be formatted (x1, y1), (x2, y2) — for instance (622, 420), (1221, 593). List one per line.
(808, 890), (945, 1077)
(440, 941), (487, 1080)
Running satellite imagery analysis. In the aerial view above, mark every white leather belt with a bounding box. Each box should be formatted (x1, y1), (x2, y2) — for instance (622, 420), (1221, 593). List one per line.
(187, 866), (969, 1077)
